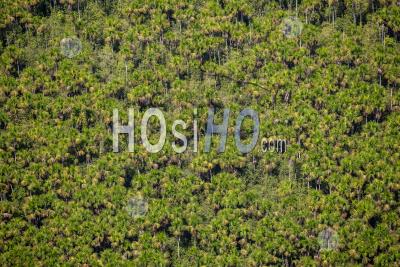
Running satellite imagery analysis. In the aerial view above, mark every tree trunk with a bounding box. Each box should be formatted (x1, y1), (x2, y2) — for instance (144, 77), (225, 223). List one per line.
(125, 61), (128, 87)
(177, 237), (180, 258)
(391, 87), (393, 110)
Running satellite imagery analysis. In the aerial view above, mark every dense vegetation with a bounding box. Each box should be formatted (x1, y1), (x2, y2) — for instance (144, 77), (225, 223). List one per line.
(1, 0), (399, 265)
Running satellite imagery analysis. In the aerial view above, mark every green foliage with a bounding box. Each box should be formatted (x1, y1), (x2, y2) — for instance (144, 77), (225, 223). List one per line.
(0, 0), (399, 265)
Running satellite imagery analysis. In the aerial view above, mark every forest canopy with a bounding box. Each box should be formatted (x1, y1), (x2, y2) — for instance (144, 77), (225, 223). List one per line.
(0, 0), (399, 266)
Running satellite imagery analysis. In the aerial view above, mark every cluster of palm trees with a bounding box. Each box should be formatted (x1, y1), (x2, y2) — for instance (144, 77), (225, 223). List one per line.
(0, 0), (399, 265)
